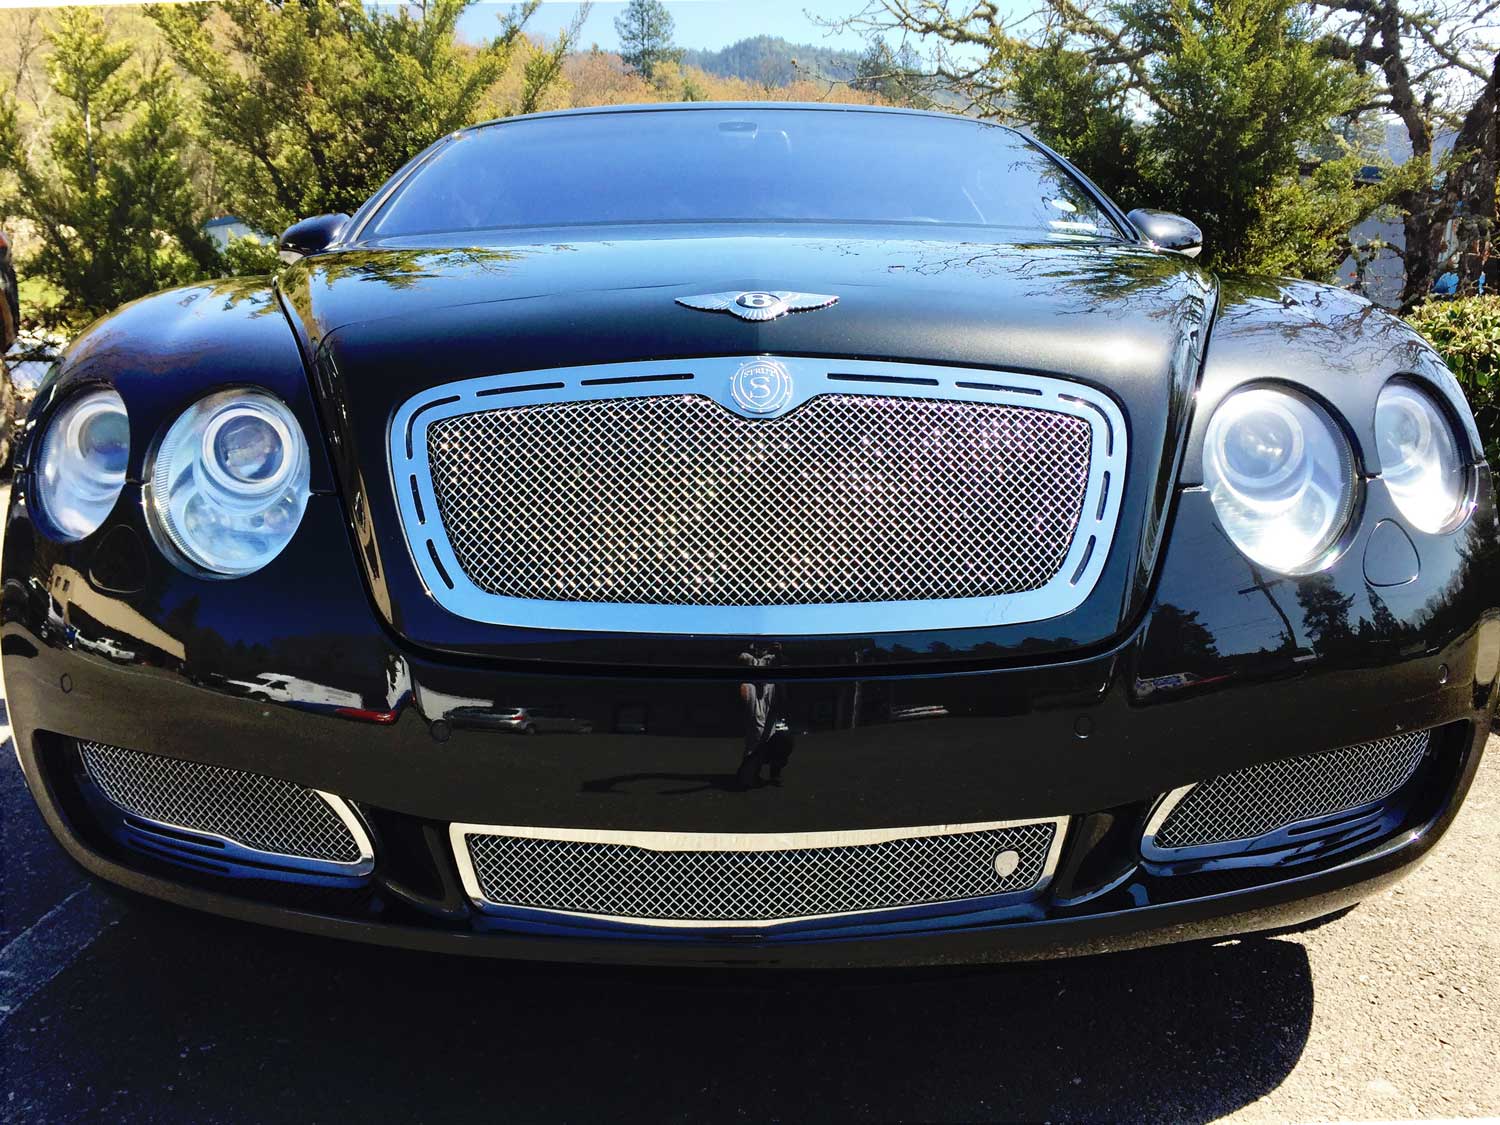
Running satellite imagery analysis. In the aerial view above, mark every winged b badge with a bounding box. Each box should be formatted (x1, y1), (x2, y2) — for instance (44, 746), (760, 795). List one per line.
(676, 290), (839, 323)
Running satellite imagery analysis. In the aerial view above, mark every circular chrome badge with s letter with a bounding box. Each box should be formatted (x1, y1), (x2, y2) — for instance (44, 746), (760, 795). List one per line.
(729, 359), (795, 416)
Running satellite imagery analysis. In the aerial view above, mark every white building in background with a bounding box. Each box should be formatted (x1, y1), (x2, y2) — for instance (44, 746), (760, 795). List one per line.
(1335, 125), (1470, 310)
(1338, 206), (1406, 310)
(203, 215), (267, 251)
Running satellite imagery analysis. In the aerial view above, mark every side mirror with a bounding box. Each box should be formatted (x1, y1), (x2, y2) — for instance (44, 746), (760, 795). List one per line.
(277, 213), (350, 263)
(1126, 209), (1203, 259)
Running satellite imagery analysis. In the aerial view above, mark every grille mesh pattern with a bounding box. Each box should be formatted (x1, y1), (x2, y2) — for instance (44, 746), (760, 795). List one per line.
(463, 823), (1057, 922)
(426, 394), (1092, 606)
(1152, 731), (1431, 850)
(79, 741), (363, 863)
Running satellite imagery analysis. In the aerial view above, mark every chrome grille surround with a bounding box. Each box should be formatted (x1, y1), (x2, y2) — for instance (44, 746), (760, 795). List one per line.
(391, 357), (1127, 635)
(451, 819), (1067, 927)
(79, 741), (373, 873)
(1142, 731), (1431, 857)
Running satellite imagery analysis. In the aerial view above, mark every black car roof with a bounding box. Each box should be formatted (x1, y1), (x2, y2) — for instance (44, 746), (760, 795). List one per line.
(458, 101), (1012, 138)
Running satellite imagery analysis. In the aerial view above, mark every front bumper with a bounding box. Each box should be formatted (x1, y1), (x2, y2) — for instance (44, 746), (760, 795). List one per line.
(7, 627), (1494, 966)
(6, 474), (1499, 966)
(9, 718), (1489, 967)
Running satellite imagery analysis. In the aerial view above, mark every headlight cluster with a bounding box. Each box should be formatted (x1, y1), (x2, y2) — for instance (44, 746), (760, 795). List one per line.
(1204, 380), (1472, 573)
(30, 372), (1475, 586)
(1375, 381), (1469, 533)
(34, 388), (130, 541)
(1204, 387), (1354, 572)
(32, 386), (310, 577)
(147, 390), (311, 577)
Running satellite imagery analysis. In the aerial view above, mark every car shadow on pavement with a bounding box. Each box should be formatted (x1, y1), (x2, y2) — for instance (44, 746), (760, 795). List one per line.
(7, 894), (1315, 1123)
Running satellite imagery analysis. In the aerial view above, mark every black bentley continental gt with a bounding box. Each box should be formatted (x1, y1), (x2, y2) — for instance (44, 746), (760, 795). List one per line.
(5, 104), (1495, 966)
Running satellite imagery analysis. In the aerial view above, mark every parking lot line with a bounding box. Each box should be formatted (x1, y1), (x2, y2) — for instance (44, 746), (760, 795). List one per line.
(0, 883), (122, 1025)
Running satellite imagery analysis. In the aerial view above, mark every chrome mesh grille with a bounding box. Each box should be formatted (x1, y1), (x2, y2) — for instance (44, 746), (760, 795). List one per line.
(461, 822), (1059, 923)
(79, 741), (363, 863)
(1152, 731), (1431, 850)
(425, 393), (1092, 606)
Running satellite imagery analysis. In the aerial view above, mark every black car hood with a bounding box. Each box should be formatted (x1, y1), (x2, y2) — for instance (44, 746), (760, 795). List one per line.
(283, 225), (1211, 386)
(283, 225), (1215, 669)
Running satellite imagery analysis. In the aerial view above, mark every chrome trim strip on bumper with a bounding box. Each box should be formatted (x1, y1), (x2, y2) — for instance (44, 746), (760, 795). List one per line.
(112, 788), (375, 879)
(1139, 731), (1433, 868)
(1140, 784), (1195, 850)
(448, 818), (1070, 928)
(79, 743), (376, 878)
(389, 356), (1127, 635)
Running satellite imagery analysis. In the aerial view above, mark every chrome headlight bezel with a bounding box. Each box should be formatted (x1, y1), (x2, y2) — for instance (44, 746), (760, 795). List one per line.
(145, 388), (312, 578)
(1202, 383), (1358, 574)
(33, 386), (130, 543)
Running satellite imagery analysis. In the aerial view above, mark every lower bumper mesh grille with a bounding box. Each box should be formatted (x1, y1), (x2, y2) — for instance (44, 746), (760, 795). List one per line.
(79, 741), (367, 865)
(1149, 731), (1431, 851)
(455, 820), (1063, 925)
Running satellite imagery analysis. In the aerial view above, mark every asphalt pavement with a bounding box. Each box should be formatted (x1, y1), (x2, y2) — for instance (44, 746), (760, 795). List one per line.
(1, 481), (1497, 1122)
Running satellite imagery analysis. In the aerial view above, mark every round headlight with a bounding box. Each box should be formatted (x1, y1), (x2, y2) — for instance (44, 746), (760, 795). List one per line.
(1375, 381), (1469, 533)
(1203, 386), (1354, 572)
(148, 390), (311, 577)
(35, 388), (130, 541)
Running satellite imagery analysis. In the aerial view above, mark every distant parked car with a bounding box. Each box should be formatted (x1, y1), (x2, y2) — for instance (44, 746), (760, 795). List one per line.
(449, 705), (594, 735)
(75, 634), (137, 663)
(222, 671), (364, 709)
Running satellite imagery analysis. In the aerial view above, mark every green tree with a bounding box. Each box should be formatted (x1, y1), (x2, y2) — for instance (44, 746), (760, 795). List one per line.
(1122, 0), (1369, 267)
(852, 40), (932, 107)
(1408, 296), (1500, 462)
(615, 0), (681, 83)
(681, 36), (864, 86)
(1308, 0), (1498, 306)
(845, 0), (1411, 278)
(149, 0), (557, 236)
(679, 66), (708, 101)
(0, 8), (221, 329)
(515, 3), (594, 116)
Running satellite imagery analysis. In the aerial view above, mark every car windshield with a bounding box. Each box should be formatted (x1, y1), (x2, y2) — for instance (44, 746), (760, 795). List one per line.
(366, 108), (1122, 239)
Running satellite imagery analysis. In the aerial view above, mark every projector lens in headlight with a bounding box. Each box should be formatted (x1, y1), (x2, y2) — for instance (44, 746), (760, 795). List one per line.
(1375, 381), (1469, 533)
(148, 389), (310, 577)
(35, 387), (129, 541)
(1204, 386), (1354, 572)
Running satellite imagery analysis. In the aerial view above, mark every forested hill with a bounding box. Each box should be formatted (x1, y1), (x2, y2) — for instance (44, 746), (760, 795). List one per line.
(680, 36), (862, 86)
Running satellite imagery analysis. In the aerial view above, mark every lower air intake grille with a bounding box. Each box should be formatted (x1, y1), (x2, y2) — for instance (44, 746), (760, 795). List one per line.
(1150, 731), (1431, 851)
(457, 821), (1062, 925)
(79, 741), (365, 864)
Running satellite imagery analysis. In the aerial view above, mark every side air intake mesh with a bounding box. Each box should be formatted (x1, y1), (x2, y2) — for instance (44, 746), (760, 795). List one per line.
(1151, 731), (1431, 850)
(79, 741), (364, 863)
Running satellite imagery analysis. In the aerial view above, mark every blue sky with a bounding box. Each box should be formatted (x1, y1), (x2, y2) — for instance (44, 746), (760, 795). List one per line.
(456, 1), (875, 51)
